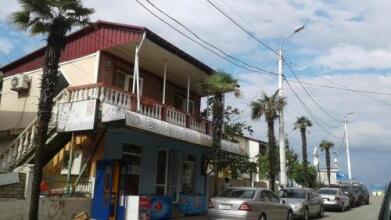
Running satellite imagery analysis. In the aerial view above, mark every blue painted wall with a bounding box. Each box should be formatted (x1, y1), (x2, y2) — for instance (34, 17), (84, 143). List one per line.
(103, 128), (207, 195)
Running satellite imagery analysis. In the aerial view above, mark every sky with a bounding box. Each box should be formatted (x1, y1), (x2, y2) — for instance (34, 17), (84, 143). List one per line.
(0, 0), (390, 188)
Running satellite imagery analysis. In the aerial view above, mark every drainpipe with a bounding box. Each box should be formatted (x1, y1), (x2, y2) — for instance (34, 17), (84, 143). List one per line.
(132, 32), (146, 112)
(186, 74), (190, 114)
(162, 63), (167, 105)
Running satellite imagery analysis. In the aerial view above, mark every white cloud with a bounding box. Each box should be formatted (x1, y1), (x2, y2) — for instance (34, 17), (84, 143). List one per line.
(0, 37), (13, 54)
(316, 44), (391, 70)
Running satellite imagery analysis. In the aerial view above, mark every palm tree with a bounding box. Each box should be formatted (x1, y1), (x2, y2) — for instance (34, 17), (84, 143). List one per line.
(293, 116), (312, 187)
(319, 140), (334, 186)
(251, 90), (286, 191)
(11, 1), (94, 219)
(200, 71), (239, 195)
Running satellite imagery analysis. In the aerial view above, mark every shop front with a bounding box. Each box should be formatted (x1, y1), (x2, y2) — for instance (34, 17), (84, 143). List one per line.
(91, 128), (209, 220)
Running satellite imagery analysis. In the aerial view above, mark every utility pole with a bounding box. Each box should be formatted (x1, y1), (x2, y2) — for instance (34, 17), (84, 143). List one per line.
(278, 49), (287, 187)
(344, 112), (354, 179)
(278, 25), (305, 187)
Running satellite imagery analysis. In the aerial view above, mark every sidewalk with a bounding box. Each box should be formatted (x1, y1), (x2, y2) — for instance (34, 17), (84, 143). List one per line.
(175, 215), (207, 220)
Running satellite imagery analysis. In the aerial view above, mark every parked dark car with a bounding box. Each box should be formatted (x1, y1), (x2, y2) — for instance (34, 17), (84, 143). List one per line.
(352, 184), (370, 205)
(378, 182), (391, 220)
(332, 184), (360, 207)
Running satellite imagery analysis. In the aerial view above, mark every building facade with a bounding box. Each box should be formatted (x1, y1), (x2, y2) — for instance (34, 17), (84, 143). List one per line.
(0, 21), (247, 219)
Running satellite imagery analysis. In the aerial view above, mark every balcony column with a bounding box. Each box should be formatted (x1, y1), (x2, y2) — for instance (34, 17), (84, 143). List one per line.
(162, 63), (167, 105)
(132, 32), (146, 112)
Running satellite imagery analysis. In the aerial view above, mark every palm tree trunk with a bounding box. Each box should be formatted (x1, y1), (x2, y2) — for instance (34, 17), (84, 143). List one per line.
(212, 92), (224, 196)
(29, 25), (66, 220)
(266, 118), (277, 192)
(300, 127), (308, 187)
(325, 148), (331, 187)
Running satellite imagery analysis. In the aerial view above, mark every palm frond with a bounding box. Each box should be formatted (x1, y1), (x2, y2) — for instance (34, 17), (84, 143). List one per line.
(319, 140), (334, 151)
(200, 71), (239, 94)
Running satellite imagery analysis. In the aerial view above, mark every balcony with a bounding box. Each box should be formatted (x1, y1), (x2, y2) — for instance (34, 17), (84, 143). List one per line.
(66, 83), (211, 135)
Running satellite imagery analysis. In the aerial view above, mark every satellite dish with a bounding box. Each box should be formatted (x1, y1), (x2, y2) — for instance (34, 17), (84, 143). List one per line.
(313, 157), (319, 166)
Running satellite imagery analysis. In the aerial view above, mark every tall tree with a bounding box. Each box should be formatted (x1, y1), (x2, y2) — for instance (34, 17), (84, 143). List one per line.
(251, 90), (286, 191)
(11, 1), (94, 219)
(293, 116), (312, 187)
(200, 71), (239, 195)
(319, 140), (334, 186)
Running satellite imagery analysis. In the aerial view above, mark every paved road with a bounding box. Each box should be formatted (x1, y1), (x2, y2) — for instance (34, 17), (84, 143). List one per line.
(176, 196), (384, 220)
(322, 196), (383, 220)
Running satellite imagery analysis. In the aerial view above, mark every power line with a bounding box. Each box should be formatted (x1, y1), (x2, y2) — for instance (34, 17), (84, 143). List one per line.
(287, 79), (391, 96)
(321, 76), (391, 106)
(284, 60), (343, 123)
(134, 0), (278, 76)
(143, 0), (276, 75)
(205, 0), (279, 55)
(284, 77), (343, 138)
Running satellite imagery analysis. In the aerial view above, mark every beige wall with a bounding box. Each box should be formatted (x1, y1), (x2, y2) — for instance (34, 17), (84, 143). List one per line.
(0, 53), (98, 113)
(60, 53), (98, 87)
(0, 68), (42, 113)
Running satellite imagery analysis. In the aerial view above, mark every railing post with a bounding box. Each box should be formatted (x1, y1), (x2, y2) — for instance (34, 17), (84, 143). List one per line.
(186, 114), (191, 129)
(131, 95), (137, 112)
(161, 106), (167, 121)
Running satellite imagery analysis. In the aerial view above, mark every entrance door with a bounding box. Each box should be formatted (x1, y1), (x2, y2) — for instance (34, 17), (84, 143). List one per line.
(116, 144), (143, 220)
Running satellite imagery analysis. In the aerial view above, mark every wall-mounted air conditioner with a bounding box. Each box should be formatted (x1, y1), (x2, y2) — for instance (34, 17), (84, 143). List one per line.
(10, 74), (30, 92)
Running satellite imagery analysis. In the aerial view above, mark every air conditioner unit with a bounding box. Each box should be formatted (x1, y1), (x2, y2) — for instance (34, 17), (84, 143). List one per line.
(10, 74), (30, 91)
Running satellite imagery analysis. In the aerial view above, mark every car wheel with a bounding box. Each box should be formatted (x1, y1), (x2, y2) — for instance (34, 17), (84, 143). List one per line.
(304, 208), (309, 220)
(287, 210), (293, 220)
(318, 205), (324, 218)
(259, 214), (267, 220)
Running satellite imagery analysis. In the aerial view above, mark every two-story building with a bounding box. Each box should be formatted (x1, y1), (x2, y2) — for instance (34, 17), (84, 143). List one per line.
(0, 21), (245, 219)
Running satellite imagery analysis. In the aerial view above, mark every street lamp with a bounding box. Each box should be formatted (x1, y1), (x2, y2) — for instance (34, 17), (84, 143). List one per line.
(344, 111), (354, 179)
(278, 25), (305, 187)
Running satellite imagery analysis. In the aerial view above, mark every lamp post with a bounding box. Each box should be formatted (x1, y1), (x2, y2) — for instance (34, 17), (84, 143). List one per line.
(344, 111), (354, 179)
(278, 25), (305, 187)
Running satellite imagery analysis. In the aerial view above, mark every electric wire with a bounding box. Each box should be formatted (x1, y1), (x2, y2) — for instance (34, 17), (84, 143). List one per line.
(284, 59), (343, 123)
(134, 0), (277, 76)
(143, 0), (276, 75)
(205, 0), (279, 56)
(284, 77), (343, 138)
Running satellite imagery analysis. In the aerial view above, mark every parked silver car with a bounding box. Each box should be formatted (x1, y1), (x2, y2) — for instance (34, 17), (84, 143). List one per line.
(279, 187), (324, 220)
(317, 188), (350, 212)
(208, 187), (293, 220)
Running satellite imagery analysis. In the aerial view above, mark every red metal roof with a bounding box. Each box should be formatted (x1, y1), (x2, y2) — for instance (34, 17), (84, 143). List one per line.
(1, 20), (214, 76)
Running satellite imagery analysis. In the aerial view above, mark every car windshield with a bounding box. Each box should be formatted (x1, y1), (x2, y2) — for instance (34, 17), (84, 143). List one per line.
(318, 189), (338, 195)
(279, 189), (306, 199)
(218, 189), (256, 199)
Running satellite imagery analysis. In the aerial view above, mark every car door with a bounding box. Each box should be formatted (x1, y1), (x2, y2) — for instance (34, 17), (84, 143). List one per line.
(267, 190), (287, 220)
(260, 190), (277, 220)
(308, 191), (321, 215)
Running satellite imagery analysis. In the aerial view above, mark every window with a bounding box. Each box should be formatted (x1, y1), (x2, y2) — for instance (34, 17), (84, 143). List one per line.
(61, 150), (83, 175)
(121, 144), (142, 195)
(169, 152), (181, 203)
(261, 191), (279, 203)
(174, 94), (195, 114)
(219, 189), (256, 199)
(155, 150), (169, 195)
(112, 69), (126, 88)
(279, 189), (307, 199)
(317, 189), (338, 195)
(112, 69), (143, 93)
(181, 155), (195, 193)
